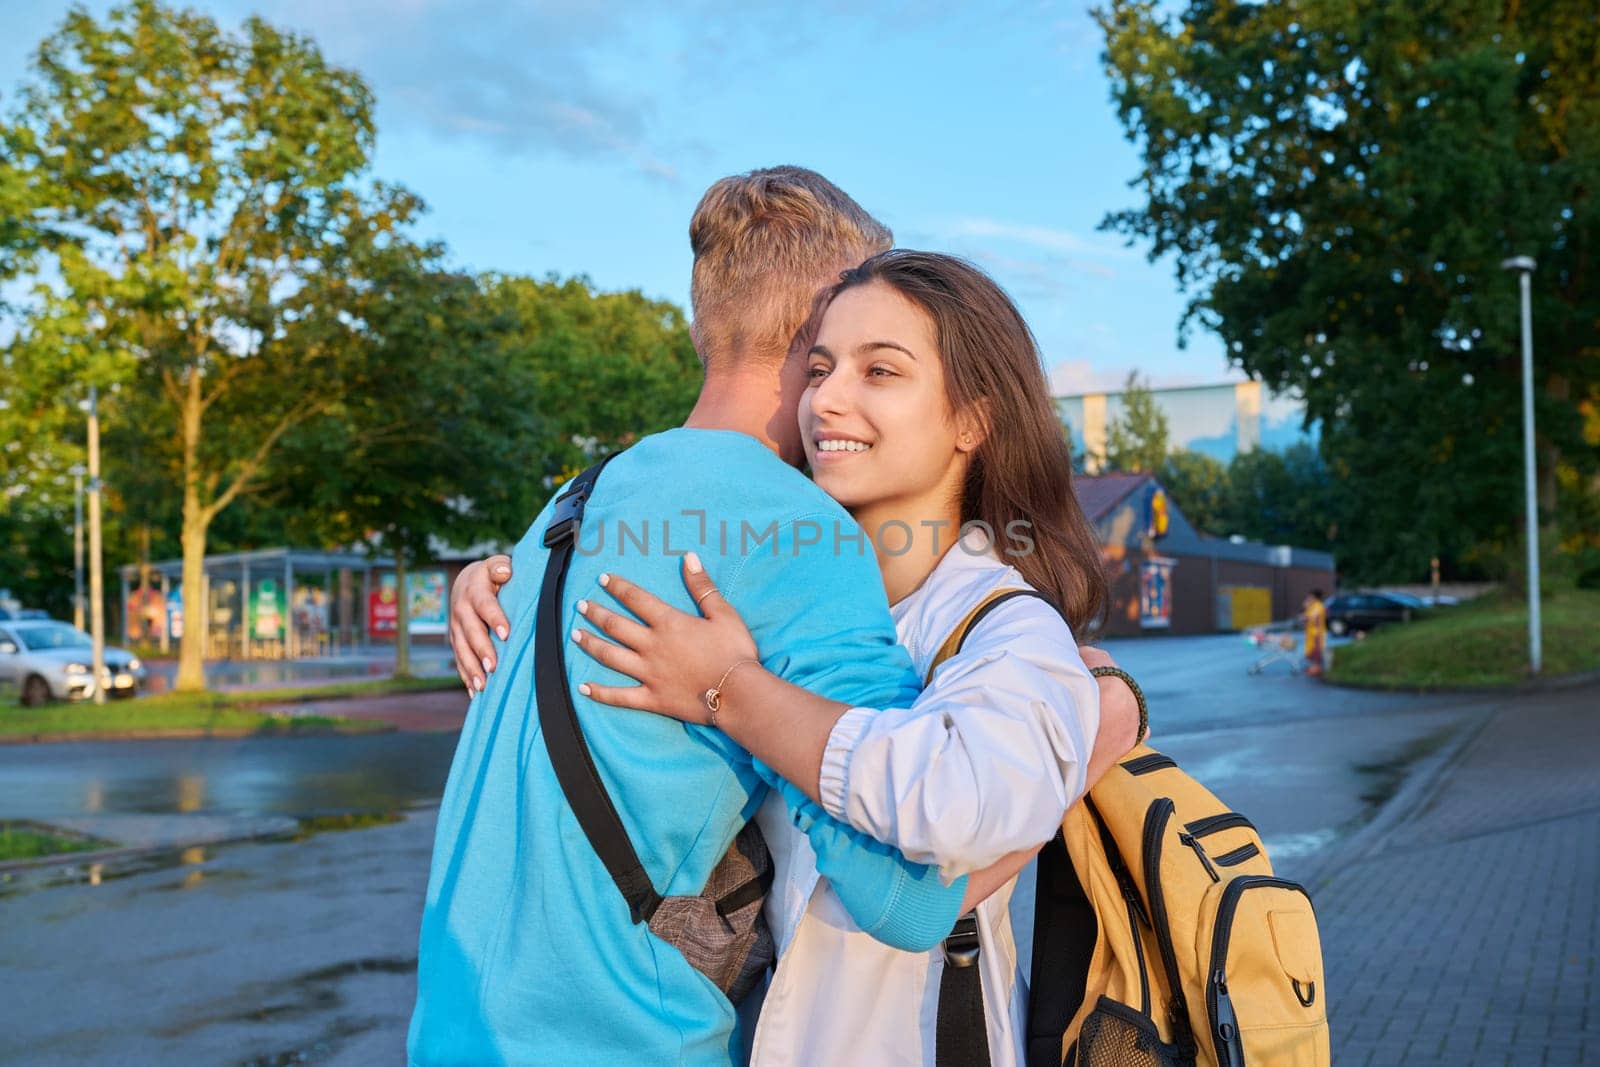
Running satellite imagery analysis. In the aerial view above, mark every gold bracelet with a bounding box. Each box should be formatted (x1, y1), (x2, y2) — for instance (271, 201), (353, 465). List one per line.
(1090, 665), (1148, 743)
(703, 658), (758, 727)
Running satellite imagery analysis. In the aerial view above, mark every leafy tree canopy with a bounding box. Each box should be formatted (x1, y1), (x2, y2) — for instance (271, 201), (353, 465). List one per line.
(1099, 0), (1600, 582)
(1, 0), (416, 686)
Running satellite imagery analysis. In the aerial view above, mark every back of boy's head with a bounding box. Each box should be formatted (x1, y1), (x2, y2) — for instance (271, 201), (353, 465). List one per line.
(689, 166), (891, 370)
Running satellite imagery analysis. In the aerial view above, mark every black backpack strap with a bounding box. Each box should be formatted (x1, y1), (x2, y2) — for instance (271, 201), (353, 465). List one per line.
(534, 452), (664, 924)
(1026, 828), (1098, 1067)
(936, 586), (1079, 1067)
(935, 588), (1058, 1067)
(956, 589), (1055, 654)
(937, 911), (990, 1067)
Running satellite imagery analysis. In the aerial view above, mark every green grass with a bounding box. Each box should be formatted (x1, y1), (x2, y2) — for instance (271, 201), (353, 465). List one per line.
(293, 811), (405, 839)
(0, 821), (110, 861)
(1328, 586), (1600, 689)
(0, 673), (457, 738)
(0, 679), (435, 739)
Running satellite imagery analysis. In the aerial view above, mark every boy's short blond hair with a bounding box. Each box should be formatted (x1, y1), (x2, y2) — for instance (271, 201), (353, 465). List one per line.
(689, 166), (892, 367)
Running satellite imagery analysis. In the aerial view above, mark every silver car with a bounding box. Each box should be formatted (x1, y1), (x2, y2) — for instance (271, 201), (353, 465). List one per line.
(0, 620), (147, 706)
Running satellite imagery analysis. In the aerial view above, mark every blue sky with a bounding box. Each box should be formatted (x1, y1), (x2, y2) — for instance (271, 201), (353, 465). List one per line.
(1, 0), (1240, 394)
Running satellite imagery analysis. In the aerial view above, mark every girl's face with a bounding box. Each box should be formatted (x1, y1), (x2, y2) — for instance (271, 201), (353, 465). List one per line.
(798, 281), (977, 515)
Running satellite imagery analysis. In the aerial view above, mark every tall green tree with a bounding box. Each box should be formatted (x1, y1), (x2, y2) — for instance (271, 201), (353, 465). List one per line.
(263, 268), (701, 674)
(1159, 448), (1230, 534)
(487, 275), (702, 493)
(1098, 0), (1600, 583)
(1223, 443), (1339, 552)
(2, 1), (423, 688)
(265, 251), (541, 677)
(1103, 370), (1171, 473)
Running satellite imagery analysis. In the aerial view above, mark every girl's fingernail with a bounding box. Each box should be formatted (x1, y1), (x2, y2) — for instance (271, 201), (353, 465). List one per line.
(496, 625), (509, 640)
(598, 573), (611, 587)
(473, 677), (484, 692)
(576, 599), (589, 615)
(572, 628), (584, 643)
(578, 683), (592, 697)
(481, 657), (493, 674)
(685, 551), (703, 574)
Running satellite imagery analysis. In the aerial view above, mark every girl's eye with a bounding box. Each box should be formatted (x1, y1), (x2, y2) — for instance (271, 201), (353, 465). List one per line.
(868, 365), (896, 378)
(806, 365), (830, 380)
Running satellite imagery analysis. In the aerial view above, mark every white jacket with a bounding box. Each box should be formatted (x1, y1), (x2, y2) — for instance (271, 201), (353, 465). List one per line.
(750, 533), (1099, 1066)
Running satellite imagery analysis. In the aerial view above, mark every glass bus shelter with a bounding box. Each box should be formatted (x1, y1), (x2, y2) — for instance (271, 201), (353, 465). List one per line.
(117, 548), (391, 660)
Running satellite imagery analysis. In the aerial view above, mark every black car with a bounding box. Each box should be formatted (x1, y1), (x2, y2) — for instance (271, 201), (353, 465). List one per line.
(1324, 593), (1417, 636)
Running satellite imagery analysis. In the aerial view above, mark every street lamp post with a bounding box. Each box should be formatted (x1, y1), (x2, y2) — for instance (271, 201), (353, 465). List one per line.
(1500, 255), (1541, 675)
(87, 385), (107, 704)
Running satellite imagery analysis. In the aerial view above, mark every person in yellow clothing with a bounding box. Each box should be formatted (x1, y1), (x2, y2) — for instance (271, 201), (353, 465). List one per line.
(1302, 589), (1328, 677)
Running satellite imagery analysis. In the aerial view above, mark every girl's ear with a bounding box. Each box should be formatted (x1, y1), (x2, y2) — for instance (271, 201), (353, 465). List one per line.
(956, 399), (991, 455)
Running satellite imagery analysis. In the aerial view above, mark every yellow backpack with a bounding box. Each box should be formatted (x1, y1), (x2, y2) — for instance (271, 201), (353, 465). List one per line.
(932, 590), (1331, 1067)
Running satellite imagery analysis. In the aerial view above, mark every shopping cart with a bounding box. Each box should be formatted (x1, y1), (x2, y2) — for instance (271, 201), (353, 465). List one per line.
(1245, 621), (1302, 675)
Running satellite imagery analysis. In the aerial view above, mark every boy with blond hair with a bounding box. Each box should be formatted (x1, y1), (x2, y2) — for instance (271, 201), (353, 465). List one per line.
(408, 168), (966, 1065)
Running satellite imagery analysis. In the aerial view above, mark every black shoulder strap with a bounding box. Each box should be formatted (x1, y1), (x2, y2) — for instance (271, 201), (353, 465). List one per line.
(1026, 819), (1105, 1066)
(935, 587), (1062, 1067)
(952, 588), (1056, 657)
(938, 586), (1098, 1067)
(534, 452), (664, 925)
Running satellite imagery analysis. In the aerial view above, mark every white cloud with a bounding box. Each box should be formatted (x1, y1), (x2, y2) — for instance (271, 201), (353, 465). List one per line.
(1049, 358), (1136, 395)
(951, 217), (1136, 261)
(238, 0), (682, 180)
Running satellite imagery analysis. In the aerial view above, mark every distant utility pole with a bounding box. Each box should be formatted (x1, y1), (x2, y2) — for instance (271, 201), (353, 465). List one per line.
(1500, 255), (1542, 675)
(87, 386), (106, 704)
(73, 465), (86, 631)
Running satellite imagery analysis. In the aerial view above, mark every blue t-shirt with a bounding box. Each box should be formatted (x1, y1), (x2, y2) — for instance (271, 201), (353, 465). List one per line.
(408, 429), (966, 1066)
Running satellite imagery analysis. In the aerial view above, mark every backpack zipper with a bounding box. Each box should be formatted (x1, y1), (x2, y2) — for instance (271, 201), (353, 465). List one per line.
(1141, 798), (1197, 1055)
(1213, 843), (1261, 868)
(1123, 885), (1153, 1017)
(1205, 875), (1313, 1067)
(1184, 812), (1256, 839)
(1177, 832), (1221, 883)
(1210, 969), (1245, 1067)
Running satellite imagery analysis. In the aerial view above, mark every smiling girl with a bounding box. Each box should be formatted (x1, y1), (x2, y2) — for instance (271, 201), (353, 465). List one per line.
(534, 250), (1142, 1065)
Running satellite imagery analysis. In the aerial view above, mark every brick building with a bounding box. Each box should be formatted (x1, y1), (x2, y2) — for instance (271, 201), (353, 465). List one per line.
(1077, 472), (1336, 637)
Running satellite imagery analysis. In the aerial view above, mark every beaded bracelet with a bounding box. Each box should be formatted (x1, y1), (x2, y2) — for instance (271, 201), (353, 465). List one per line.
(1090, 665), (1148, 743)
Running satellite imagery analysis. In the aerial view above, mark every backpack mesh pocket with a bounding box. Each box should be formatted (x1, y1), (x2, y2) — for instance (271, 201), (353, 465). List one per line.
(1077, 996), (1186, 1067)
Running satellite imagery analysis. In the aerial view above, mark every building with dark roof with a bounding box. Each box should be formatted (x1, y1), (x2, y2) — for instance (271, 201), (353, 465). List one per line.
(1075, 472), (1336, 636)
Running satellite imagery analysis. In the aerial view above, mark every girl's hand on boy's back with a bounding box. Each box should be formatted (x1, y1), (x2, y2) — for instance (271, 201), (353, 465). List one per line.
(449, 554), (513, 693)
(573, 552), (760, 724)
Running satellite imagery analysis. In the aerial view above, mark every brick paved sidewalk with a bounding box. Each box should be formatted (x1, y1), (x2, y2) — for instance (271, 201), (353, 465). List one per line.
(1314, 681), (1600, 1066)
(256, 687), (470, 732)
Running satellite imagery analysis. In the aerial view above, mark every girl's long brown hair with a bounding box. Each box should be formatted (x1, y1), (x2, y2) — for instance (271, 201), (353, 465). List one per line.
(812, 250), (1110, 638)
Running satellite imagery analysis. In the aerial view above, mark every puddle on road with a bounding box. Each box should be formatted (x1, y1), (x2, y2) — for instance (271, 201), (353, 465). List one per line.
(0, 842), (229, 899)
(0, 733), (458, 823)
(0, 809), (408, 900)
(1351, 724), (1457, 810)
(151, 954), (416, 1065)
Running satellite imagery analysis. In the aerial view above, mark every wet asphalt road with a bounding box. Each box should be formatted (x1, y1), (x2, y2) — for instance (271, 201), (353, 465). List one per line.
(0, 633), (1490, 1064)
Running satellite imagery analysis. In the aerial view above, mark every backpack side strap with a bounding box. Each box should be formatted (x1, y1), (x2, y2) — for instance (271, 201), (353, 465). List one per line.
(534, 453), (665, 924)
